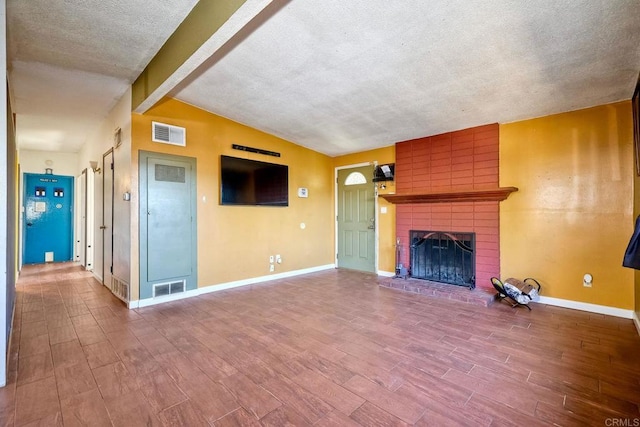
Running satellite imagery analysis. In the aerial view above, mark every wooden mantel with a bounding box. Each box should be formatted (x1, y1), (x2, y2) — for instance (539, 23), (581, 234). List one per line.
(379, 187), (518, 204)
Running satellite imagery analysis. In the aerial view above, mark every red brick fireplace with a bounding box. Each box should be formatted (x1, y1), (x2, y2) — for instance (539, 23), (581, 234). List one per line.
(382, 123), (516, 291)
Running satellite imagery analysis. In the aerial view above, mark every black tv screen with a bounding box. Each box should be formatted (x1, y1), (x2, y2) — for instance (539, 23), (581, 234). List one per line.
(220, 155), (289, 206)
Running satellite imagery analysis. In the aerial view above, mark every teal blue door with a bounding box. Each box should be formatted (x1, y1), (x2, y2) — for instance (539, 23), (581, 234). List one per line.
(23, 173), (74, 264)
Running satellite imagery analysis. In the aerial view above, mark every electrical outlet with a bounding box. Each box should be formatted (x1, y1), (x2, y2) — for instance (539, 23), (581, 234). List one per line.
(583, 273), (593, 287)
(270, 264), (275, 272)
(269, 255), (274, 263)
(276, 254), (282, 264)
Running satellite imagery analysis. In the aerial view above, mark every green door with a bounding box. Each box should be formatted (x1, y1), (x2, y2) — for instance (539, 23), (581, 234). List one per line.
(337, 165), (375, 273)
(140, 151), (197, 299)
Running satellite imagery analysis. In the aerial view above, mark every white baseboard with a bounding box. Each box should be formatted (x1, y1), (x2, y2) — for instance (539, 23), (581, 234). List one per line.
(2, 300), (18, 387)
(132, 288), (200, 309)
(377, 270), (395, 277)
(199, 264), (336, 296)
(633, 311), (640, 336)
(537, 295), (634, 319)
(128, 264), (336, 309)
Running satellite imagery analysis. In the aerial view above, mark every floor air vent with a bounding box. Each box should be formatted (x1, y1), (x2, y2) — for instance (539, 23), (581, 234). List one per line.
(153, 280), (186, 298)
(152, 121), (186, 146)
(110, 276), (130, 302)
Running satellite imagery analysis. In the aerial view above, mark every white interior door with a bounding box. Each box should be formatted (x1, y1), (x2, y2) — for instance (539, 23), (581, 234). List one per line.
(102, 149), (114, 286)
(74, 171), (86, 266)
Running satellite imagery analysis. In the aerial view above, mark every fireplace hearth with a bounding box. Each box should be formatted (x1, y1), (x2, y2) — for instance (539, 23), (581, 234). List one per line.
(410, 230), (475, 289)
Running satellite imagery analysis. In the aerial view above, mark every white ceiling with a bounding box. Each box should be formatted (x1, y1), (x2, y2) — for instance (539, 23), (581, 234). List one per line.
(8, 0), (640, 156)
(7, 0), (199, 152)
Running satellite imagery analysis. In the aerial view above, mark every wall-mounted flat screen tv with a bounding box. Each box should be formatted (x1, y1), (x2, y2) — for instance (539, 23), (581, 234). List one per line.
(220, 155), (288, 206)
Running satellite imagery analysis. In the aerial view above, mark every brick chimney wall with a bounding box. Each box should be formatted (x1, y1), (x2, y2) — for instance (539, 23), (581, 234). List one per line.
(395, 124), (500, 290)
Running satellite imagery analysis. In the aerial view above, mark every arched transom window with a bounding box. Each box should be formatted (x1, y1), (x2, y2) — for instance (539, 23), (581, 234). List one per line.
(344, 172), (367, 186)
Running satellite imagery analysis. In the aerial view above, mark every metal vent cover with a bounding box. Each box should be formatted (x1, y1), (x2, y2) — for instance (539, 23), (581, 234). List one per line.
(152, 121), (186, 146)
(153, 280), (186, 298)
(110, 276), (130, 302)
(155, 164), (185, 183)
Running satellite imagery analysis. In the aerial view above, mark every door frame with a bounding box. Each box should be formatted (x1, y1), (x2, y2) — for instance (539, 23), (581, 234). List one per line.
(73, 168), (94, 270)
(74, 169), (87, 266)
(85, 168), (95, 271)
(139, 150), (198, 300)
(334, 162), (379, 273)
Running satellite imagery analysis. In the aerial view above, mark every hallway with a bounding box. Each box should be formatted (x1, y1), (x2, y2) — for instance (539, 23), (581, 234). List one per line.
(0, 263), (639, 425)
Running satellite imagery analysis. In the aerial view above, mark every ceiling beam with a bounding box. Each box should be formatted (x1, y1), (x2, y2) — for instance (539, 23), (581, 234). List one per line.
(132, 0), (276, 114)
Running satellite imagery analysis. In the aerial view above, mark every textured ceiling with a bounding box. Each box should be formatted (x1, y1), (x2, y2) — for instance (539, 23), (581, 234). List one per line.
(8, 0), (640, 156)
(7, 0), (199, 151)
(173, 0), (640, 156)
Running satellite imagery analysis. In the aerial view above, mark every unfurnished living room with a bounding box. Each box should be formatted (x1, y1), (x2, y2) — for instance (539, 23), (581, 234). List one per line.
(1, 1), (640, 426)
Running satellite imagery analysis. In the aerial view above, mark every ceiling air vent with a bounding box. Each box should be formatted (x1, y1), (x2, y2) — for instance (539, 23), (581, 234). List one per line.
(152, 121), (186, 147)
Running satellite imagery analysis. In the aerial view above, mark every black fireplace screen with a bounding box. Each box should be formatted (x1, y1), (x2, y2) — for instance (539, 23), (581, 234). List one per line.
(410, 230), (475, 288)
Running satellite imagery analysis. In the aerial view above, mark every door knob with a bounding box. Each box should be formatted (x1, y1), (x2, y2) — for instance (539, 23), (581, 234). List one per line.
(26, 222), (33, 227)
(99, 225), (107, 230)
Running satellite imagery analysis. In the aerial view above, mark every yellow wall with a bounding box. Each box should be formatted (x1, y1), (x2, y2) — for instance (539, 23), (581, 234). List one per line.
(500, 101), (634, 309)
(130, 98), (334, 300)
(333, 146), (396, 273)
(634, 114), (640, 319)
(129, 97), (636, 310)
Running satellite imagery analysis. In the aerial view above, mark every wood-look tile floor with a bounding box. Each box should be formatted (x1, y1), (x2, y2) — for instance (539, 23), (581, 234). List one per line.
(1, 263), (639, 426)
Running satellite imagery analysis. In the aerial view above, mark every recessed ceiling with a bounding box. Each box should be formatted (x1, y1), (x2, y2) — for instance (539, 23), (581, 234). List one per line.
(8, 0), (640, 156)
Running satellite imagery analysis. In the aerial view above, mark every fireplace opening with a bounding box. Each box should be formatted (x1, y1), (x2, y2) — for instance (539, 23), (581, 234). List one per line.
(410, 230), (475, 289)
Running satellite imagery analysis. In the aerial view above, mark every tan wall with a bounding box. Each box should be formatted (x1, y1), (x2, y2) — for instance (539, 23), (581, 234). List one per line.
(18, 149), (78, 176)
(80, 88), (132, 285)
(333, 146), (396, 273)
(500, 101), (634, 309)
(130, 98), (334, 300)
